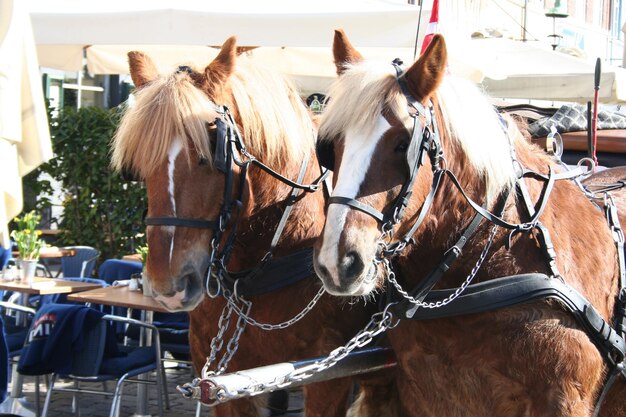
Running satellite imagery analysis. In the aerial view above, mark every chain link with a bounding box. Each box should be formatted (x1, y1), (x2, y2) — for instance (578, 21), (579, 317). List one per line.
(202, 302), (234, 377)
(224, 286), (325, 331)
(384, 224), (498, 309)
(215, 299), (250, 373)
(206, 303), (398, 400)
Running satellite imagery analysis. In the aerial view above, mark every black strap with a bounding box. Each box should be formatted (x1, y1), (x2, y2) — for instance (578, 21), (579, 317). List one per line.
(442, 167), (584, 232)
(232, 154), (312, 281)
(402, 209), (486, 318)
(404, 273), (626, 365)
(328, 197), (385, 222)
(399, 188), (511, 318)
(219, 248), (315, 297)
(269, 153), (311, 251)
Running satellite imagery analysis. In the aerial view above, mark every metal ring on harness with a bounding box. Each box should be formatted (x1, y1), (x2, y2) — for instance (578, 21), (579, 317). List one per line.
(206, 269), (221, 299)
(546, 130), (564, 160)
(577, 157), (596, 174)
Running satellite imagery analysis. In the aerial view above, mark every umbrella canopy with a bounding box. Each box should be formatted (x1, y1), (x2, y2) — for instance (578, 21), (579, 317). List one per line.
(0, 0), (53, 248)
(29, 1), (625, 102)
(29, 0), (432, 95)
(459, 38), (626, 103)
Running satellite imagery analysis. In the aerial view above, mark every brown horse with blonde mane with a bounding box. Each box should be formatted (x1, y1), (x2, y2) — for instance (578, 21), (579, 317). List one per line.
(313, 29), (626, 416)
(112, 37), (397, 417)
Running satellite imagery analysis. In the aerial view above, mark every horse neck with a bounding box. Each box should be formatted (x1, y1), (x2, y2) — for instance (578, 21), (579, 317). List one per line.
(227, 148), (326, 271)
(397, 131), (617, 315)
(397, 134), (492, 280)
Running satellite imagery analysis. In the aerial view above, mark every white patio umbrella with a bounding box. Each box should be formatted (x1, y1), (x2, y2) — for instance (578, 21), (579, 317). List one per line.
(453, 37), (626, 103)
(28, 0), (435, 95)
(0, 0), (53, 249)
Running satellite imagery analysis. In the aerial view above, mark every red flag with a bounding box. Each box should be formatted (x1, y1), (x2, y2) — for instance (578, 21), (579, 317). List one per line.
(420, 0), (440, 55)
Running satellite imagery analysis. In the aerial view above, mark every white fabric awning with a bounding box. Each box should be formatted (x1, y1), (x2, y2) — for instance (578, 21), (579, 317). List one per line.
(0, 0), (53, 247)
(28, 2), (625, 103)
(30, 0), (422, 71)
(454, 38), (626, 103)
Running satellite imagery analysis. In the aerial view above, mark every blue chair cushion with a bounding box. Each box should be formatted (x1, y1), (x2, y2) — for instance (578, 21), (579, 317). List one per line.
(100, 345), (155, 376)
(98, 260), (142, 285)
(5, 329), (28, 354)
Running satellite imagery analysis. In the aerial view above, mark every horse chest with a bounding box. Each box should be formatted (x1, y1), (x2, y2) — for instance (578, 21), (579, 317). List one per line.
(387, 305), (605, 416)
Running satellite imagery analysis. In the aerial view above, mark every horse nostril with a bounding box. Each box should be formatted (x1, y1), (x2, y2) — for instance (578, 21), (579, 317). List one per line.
(315, 263), (332, 282)
(339, 251), (365, 284)
(177, 272), (201, 301)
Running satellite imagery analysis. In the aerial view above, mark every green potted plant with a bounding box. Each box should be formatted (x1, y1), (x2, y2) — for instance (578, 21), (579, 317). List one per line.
(11, 211), (45, 282)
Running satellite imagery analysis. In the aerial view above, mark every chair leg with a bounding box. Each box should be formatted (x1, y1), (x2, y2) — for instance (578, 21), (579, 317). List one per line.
(71, 381), (80, 416)
(34, 375), (40, 417)
(110, 377), (127, 417)
(159, 361), (170, 410)
(41, 374), (57, 417)
(155, 369), (164, 417)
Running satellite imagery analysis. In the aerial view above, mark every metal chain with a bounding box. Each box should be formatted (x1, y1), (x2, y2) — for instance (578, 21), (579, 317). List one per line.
(202, 303), (234, 377)
(224, 285), (326, 331)
(215, 299), (250, 373)
(208, 303), (399, 400)
(200, 284), (324, 379)
(385, 224), (498, 308)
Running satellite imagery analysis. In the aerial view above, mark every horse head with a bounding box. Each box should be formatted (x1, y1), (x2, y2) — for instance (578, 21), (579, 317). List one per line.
(314, 30), (517, 297)
(113, 37), (315, 311)
(110, 38), (245, 311)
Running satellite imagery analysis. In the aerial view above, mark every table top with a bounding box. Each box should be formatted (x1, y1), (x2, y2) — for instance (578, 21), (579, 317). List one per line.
(0, 277), (102, 295)
(121, 254), (142, 262)
(12, 248), (76, 259)
(67, 285), (170, 313)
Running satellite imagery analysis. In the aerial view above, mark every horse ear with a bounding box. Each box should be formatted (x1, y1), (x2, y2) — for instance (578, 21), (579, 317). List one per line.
(403, 35), (448, 100)
(205, 36), (237, 86)
(333, 29), (364, 76)
(128, 51), (159, 88)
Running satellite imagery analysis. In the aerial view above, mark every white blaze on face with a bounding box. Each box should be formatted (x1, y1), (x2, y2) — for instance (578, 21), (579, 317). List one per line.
(167, 137), (183, 264)
(318, 115), (391, 285)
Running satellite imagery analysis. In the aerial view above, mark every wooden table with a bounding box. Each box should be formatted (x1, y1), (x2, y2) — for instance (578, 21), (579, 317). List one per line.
(0, 277), (101, 295)
(68, 286), (169, 417)
(67, 285), (168, 313)
(122, 254), (142, 262)
(0, 278), (102, 417)
(12, 248), (76, 259)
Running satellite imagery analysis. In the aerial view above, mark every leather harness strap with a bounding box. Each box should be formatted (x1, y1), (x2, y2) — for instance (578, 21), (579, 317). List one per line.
(405, 273), (626, 367)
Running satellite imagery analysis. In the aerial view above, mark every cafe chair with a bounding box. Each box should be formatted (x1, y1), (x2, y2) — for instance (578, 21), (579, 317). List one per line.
(39, 277), (112, 315)
(0, 246), (11, 270)
(98, 259), (191, 362)
(59, 246), (100, 278)
(97, 259), (142, 285)
(0, 301), (36, 359)
(0, 301), (43, 414)
(38, 311), (168, 417)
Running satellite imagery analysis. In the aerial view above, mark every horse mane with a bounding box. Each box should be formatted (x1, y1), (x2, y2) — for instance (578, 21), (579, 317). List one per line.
(112, 57), (313, 178)
(320, 62), (518, 202)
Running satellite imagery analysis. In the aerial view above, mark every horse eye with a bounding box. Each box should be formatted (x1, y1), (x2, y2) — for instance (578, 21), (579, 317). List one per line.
(199, 156), (209, 166)
(395, 142), (409, 153)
